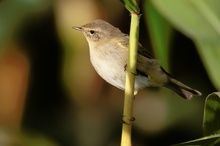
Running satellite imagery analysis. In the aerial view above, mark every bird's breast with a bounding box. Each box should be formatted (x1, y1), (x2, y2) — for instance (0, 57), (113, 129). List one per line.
(89, 45), (126, 89)
(88, 45), (149, 90)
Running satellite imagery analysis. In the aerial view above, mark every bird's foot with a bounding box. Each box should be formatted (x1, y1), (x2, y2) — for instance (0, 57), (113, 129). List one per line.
(124, 64), (138, 75)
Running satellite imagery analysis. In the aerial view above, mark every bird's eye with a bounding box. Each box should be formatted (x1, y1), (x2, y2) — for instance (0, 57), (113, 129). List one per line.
(89, 30), (95, 35)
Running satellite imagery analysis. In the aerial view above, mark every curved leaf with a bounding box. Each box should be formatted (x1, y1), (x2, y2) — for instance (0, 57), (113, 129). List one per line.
(120, 0), (140, 13)
(195, 42), (220, 90)
(144, 0), (173, 71)
(151, 0), (220, 42)
(150, 0), (220, 90)
(203, 92), (220, 136)
(172, 134), (220, 146)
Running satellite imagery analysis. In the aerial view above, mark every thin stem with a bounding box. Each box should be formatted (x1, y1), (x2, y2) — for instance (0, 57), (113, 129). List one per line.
(120, 13), (139, 146)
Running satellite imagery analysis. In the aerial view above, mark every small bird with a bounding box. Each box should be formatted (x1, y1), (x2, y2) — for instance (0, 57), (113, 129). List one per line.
(73, 19), (202, 100)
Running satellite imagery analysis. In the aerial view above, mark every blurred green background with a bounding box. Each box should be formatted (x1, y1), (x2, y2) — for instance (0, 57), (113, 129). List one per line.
(0, 0), (218, 146)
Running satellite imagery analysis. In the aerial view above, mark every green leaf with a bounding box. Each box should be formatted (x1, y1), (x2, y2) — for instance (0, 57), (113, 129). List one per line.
(120, 0), (140, 13)
(150, 0), (220, 42)
(0, 0), (51, 49)
(172, 134), (220, 146)
(203, 92), (220, 136)
(150, 0), (220, 90)
(144, 0), (173, 71)
(172, 92), (220, 145)
(195, 42), (220, 90)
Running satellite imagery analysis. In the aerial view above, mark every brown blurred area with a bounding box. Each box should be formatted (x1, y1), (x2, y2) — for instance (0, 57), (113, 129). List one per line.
(0, 0), (214, 146)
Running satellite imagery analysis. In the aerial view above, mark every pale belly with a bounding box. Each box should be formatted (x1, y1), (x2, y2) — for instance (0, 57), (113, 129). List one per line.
(90, 54), (149, 90)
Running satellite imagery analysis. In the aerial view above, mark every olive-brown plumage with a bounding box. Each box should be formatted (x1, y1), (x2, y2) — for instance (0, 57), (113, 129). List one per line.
(73, 19), (202, 100)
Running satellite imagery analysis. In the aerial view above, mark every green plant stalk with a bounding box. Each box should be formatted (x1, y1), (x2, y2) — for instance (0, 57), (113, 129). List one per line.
(120, 13), (139, 146)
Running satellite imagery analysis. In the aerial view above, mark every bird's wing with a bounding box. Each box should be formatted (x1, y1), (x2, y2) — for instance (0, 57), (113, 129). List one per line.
(137, 44), (171, 77)
(132, 41), (170, 86)
(116, 35), (129, 50)
(137, 44), (155, 59)
(117, 35), (170, 82)
(117, 34), (155, 59)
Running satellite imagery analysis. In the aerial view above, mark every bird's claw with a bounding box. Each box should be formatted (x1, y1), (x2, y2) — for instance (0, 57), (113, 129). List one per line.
(124, 64), (138, 75)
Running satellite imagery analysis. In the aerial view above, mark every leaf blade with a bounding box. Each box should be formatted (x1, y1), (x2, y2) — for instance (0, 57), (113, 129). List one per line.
(144, 0), (173, 71)
(203, 92), (220, 136)
(120, 0), (140, 13)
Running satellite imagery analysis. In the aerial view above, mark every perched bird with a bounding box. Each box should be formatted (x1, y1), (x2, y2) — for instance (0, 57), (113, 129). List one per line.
(73, 19), (202, 100)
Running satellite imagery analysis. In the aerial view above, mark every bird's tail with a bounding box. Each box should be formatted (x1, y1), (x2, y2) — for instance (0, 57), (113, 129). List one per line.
(164, 77), (202, 100)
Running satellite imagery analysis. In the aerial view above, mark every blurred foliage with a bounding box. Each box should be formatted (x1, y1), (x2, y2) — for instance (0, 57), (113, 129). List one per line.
(203, 92), (220, 136)
(174, 92), (220, 145)
(0, 128), (58, 146)
(173, 134), (220, 146)
(144, 1), (173, 70)
(0, 0), (218, 146)
(148, 0), (220, 90)
(0, 0), (51, 49)
(146, 0), (220, 145)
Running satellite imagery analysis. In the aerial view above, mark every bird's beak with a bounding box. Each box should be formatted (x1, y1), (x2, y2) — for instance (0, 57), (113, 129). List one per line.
(72, 26), (83, 31)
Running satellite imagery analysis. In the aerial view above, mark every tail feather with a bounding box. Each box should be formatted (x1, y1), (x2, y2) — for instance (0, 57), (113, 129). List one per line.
(164, 78), (202, 100)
